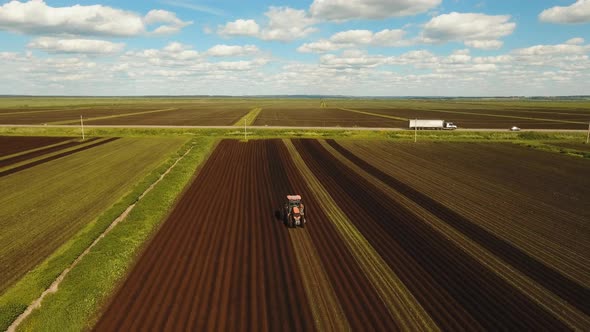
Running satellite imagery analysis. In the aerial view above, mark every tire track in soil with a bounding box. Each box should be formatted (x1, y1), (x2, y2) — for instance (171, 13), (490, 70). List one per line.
(291, 138), (569, 330)
(284, 140), (437, 331)
(271, 140), (404, 331)
(94, 140), (315, 331)
(326, 139), (590, 316)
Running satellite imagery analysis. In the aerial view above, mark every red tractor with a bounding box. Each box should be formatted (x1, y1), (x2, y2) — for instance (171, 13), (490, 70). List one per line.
(284, 195), (306, 228)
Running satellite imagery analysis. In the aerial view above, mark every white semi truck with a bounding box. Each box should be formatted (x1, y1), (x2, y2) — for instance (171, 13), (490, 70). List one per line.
(409, 119), (457, 130)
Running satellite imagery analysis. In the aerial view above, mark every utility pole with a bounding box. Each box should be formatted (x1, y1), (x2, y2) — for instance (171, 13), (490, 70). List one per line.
(414, 118), (417, 143)
(244, 117), (247, 141)
(586, 121), (590, 144)
(80, 115), (85, 141)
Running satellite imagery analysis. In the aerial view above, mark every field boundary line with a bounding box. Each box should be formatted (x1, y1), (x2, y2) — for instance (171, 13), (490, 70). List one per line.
(0, 139), (78, 161)
(233, 107), (262, 126)
(6, 145), (194, 332)
(319, 139), (590, 330)
(0, 137), (111, 174)
(0, 107), (91, 117)
(289, 230), (351, 331)
(283, 139), (439, 332)
(338, 108), (408, 121)
(47, 107), (178, 125)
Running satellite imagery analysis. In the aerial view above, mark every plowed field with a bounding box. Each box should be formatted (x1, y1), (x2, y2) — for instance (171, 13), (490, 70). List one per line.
(95, 139), (589, 331)
(253, 107), (405, 127)
(0, 136), (71, 157)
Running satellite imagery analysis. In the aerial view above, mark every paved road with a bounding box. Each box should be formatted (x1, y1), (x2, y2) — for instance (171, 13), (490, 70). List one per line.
(0, 124), (586, 133)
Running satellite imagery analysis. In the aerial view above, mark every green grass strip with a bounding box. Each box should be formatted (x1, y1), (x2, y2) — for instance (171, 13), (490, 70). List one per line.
(338, 107), (408, 121)
(13, 137), (215, 331)
(514, 141), (590, 159)
(0, 139), (78, 161)
(0, 138), (212, 331)
(0, 126), (587, 142)
(48, 107), (178, 125)
(233, 107), (262, 126)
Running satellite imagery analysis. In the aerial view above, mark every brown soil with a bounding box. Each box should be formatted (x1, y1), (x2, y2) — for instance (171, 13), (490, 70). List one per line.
(0, 138), (118, 177)
(0, 136), (71, 157)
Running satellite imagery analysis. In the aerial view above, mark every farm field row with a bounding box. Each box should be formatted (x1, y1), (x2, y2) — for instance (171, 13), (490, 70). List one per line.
(93, 139), (589, 331)
(0, 98), (588, 129)
(0, 136), (188, 293)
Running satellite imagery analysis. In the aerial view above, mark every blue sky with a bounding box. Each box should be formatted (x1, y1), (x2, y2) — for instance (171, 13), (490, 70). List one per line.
(0, 0), (589, 96)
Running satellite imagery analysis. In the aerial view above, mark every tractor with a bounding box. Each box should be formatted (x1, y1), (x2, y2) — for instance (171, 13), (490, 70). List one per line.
(284, 195), (306, 228)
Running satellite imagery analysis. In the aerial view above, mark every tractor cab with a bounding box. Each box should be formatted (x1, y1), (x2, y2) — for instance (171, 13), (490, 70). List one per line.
(284, 195), (306, 228)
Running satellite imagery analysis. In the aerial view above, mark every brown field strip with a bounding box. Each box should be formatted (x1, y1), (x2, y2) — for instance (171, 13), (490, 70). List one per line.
(86, 107), (250, 126)
(0, 138), (94, 168)
(338, 108), (408, 121)
(271, 140), (397, 330)
(284, 139), (437, 332)
(289, 230), (351, 331)
(0, 136), (71, 157)
(95, 140), (401, 331)
(94, 140), (315, 331)
(326, 139), (590, 316)
(49, 108), (178, 125)
(0, 139), (78, 161)
(0, 137), (118, 177)
(291, 139), (571, 330)
(336, 141), (590, 283)
(319, 140), (590, 329)
(254, 107), (406, 127)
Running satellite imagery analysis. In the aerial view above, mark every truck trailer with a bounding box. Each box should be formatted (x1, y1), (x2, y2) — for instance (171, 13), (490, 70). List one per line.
(409, 119), (457, 130)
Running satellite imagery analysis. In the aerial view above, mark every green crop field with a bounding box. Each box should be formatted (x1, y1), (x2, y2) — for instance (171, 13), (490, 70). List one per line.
(0, 137), (187, 293)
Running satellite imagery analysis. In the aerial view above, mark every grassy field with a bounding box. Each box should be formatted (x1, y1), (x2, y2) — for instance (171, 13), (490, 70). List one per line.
(13, 137), (215, 332)
(0, 137), (187, 293)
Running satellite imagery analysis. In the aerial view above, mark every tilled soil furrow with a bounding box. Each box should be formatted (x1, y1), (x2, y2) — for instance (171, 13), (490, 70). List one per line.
(327, 139), (590, 315)
(0, 136), (71, 157)
(94, 140), (314, 331)
(292, 138), (568, 330)
(273, 140), (399, 331)
(342, 142), (590, 284)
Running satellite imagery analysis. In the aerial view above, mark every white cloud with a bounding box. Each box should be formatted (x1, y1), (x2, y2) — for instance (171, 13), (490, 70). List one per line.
(0, 0), (189, 37)
(566, 37), (585, 45)
(310, 0), (441, 20)
(28, 37), (124, 54)
(422, 12), (515, 50)
(144, 9), (192, 35)
(539, 0), (590, 24)
(320, 50), (387, 69)
(464, 40), (504, 50)
(206, 45), (259, 57)
(218, 7), (316, 42)
(298, 40), (342, 53)
(260, 7), (317, 41)
(512, 43), (590, 56)
(298, 29), (408, 53)
(218, 19), (260, 37)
